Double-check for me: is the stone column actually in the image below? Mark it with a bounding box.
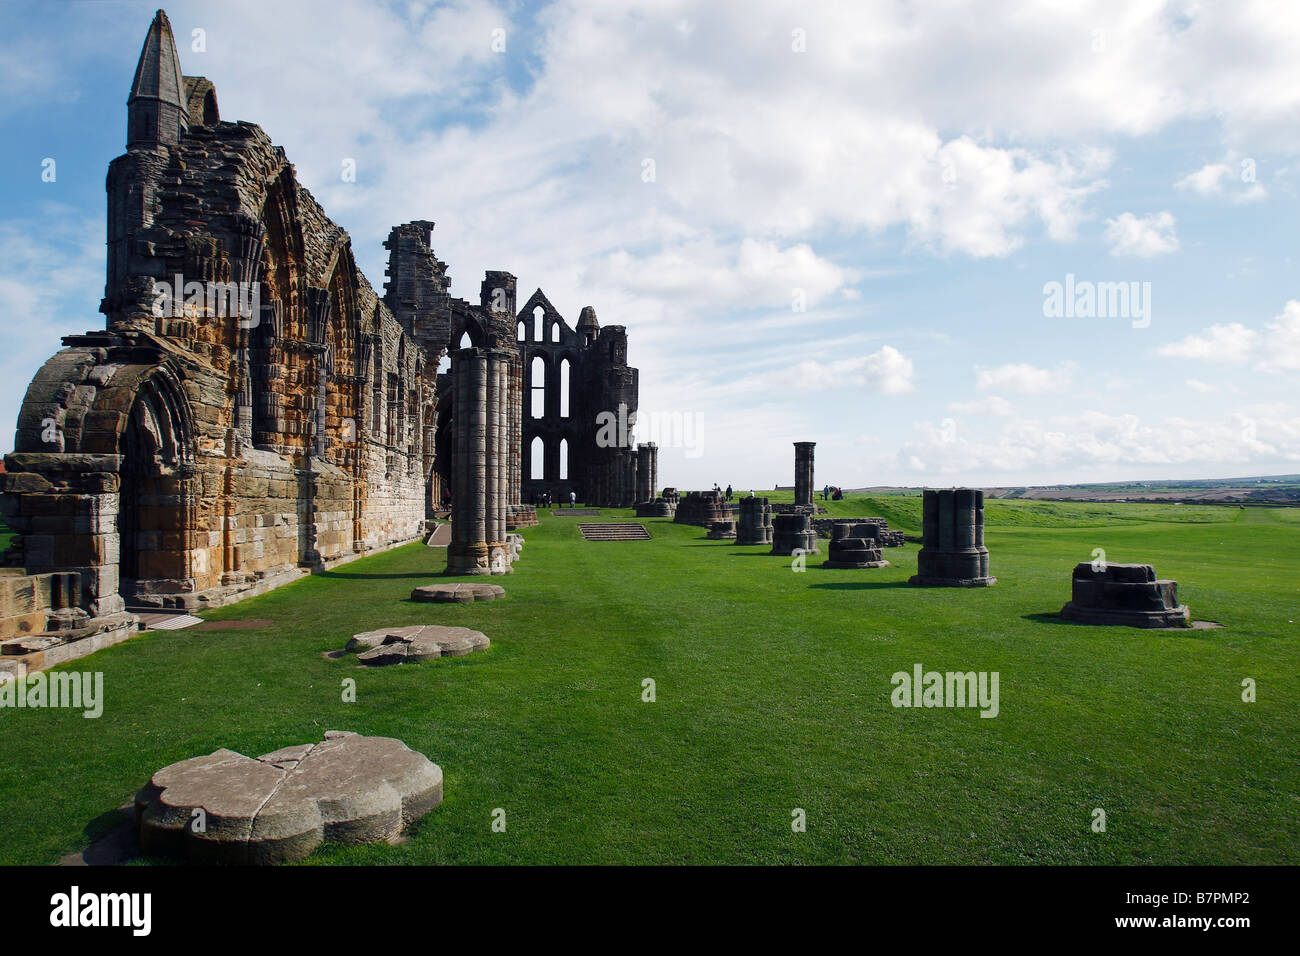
[304,288,332,460]
[770,512,818,556]
[908,488,995,587]
[508,353,523,506]
[736,496,773,545]
[635,443,654,503]
[448,348,514,576]
[647,442,658,501]
[446,349,489,575]
[486,348,511,572]
[794,441,815,508]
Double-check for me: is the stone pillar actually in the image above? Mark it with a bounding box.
[908,488,995,587]
[794,441,815,508]
[635,443,655,503]
[304,287,332,460]
[508,353,522,506]
[447,348,514,576]
[446,349,489,575]
[770,512,818,556]
[649,443,658,501]
[486,349,511,573]
[736,496,773,545]
[824,521,889,569]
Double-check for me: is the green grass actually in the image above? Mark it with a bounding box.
[1,500,1296,865]
[0,515,12,554]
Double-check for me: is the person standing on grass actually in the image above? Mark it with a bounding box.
[823,484,829,501]
[726,484,733,501]
[570,490,577,509]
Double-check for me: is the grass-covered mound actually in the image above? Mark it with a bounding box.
[1,498,1295,865]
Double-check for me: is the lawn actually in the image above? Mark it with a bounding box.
[1,497,1296,865]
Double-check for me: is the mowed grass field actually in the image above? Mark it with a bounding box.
[1,497,1296,865]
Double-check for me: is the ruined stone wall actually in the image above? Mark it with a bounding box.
[4,97,430,611]
[2,8,635,623]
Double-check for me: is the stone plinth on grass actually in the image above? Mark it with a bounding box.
[347,624,490,664]
[1060,562,1190,628]
[411,582,505,603]
[771,513,818,556]
[824,522,890,569]
[134,731,443,864]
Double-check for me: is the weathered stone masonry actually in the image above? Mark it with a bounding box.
[0,10,644,656]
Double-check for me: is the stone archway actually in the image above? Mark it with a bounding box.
[117,367,199,608]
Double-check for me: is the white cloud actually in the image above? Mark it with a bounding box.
[975,362,1076,394]
[0,207,106,447]
[1175,160,1267,202]
[1186,378,1219,393]
[787,345,915,394]
[1103,211,1180,257]
[1159,302,1300,371]
[1159,322,1258,363]
[586,238,854,309]
[898,406,1300,476]
[11,0,1300,485]
[950,395,1015,416]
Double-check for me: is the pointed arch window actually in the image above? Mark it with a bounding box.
[531,356,545,419]
[530,435,545,480]
[560,359,571,418]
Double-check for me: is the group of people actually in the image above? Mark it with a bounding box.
[713,483,734,501]
[823,485,844,501]
[532,489,579,508]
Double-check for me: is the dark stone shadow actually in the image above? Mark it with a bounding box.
[1022,612,1222,632]
[808,581,912,591]
[60,806,139,866]
[316,571,434,580]
[1022,612,1080,627]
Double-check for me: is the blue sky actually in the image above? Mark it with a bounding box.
[2,0,1298,490]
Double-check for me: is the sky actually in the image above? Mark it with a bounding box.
[2,0,1299,491]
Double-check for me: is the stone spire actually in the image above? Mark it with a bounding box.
[577,305,599,343]
[127,9,189,148]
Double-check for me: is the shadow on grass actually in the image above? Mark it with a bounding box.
[62,806,139,866]
[1021,612,1214,635]
[808,581,912,591]
[316,571,434,580]
[1022,612,1081,627]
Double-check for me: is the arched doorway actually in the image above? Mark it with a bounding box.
[117,368,198,607]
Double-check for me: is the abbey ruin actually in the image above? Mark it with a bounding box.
[0,11,648,659]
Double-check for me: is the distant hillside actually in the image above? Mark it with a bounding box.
[845,475,1300,506]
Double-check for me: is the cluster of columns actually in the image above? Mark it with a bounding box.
[908,488,995,587]
[635,442,658,503]
[588,447,637,507]
[736,496,773,545]
[446,347,515,575]
[507,354,523,507]
[794,441,815,508]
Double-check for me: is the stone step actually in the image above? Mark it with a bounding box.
[578,523,651,541]
[137,612,204,631]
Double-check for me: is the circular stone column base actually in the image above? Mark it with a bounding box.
[824,559,891,569]
[347,624,490,664]
[411,582,506,603]
[1060,602,1190,628]
[134,731,443,865]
